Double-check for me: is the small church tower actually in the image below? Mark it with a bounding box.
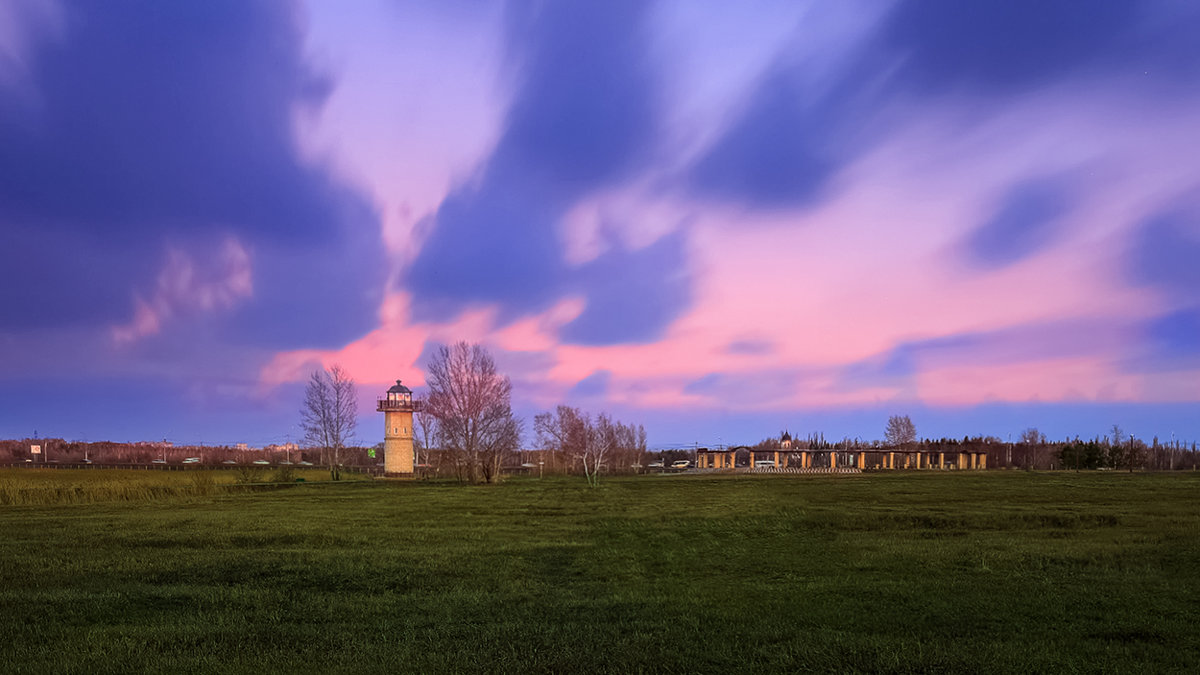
[377,380,416,476]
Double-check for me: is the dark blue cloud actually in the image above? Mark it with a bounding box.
[569,370,611,398]
[494,0,657,193]
[407,0,690,345]
[683,373,722,397]
[968,177,1073,267]
[687,0,1200,210]
[561,230,690,345]
[881,0,1141,92]
[688,68,847,208]
[0,0,384,348]
[1146,309,1200,359]
[1129,205,1200,369]
[839,344,919,391]
[406,181,567,322]
[1130,206,1200,303]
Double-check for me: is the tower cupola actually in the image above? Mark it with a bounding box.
[379,380,413,410]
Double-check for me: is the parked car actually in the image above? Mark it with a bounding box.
[151,459,167,464]
[252,460,270,465]
[297,461,314,466]
[182,457,201,464]
[754,460,777,467]
[647,461,664,468]
[670,460,691,469]
[222,459,238,465]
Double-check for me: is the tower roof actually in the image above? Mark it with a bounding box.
[387,379,412,394]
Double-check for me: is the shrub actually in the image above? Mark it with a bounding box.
[188,471,217,495]
[271,465,295,484]
[234,467,266,484]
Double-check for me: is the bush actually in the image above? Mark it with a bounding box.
[270,465,295,484]
[188,471,217,495]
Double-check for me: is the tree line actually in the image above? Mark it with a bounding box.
[747,419,1200,471]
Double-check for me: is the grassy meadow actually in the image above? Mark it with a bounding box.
[1,470,1197,673]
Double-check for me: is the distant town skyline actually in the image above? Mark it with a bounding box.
[2,1,1199,447]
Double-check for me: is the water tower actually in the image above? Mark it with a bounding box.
[377,380,416,476]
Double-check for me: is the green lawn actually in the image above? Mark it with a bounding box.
[1,471,1197,673]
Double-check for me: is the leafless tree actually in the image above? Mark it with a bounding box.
[300,364,358,481]
[633,424,647,473]
[885,415,917,447]
[413,394,438,471]
[1020,427,1045,445]
[1019,427,1046,469]
[535,405,590,476]
[535,406,645,486]
[1109,424,1125,447]
[424,342,522,483]
[584,413,621,487]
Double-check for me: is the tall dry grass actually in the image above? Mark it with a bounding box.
[0,468,345,505]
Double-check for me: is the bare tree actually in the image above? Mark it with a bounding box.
[1108,424,1125,469]
[535,405,590,476]
[584,413,621,487]
[424,342,521,484]
[1109,424,1124,446]
[300,364,358,481]
[634,424,647,473]
[535,406,645,487]
[1020,427,1045,445]
[885,415,917,447]
[413,394,438,472]
[1020,427,1046,469]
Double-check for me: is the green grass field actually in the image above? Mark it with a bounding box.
[1,470,1197,673]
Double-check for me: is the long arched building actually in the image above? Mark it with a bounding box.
[696,445,987,471]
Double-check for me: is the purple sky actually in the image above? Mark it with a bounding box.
[2,0,1199,448]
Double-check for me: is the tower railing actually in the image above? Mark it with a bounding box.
[376,399,418,412]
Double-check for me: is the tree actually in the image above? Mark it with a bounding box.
[424,342,522,484]
[1020,427,1045,445]
[535,406,647,486]
[300,364,358,481]
[535,405,590,480]
[413,394,438,472]
[633,424,647,472]
[1019,427,1046,469]
[1114,436,1146,473]
[885,415,917,447]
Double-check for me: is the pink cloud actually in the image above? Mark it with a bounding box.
[112,237,253,344]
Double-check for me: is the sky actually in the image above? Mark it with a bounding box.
[2,0,1199,448]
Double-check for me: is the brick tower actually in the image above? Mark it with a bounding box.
[377,380,416,476]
